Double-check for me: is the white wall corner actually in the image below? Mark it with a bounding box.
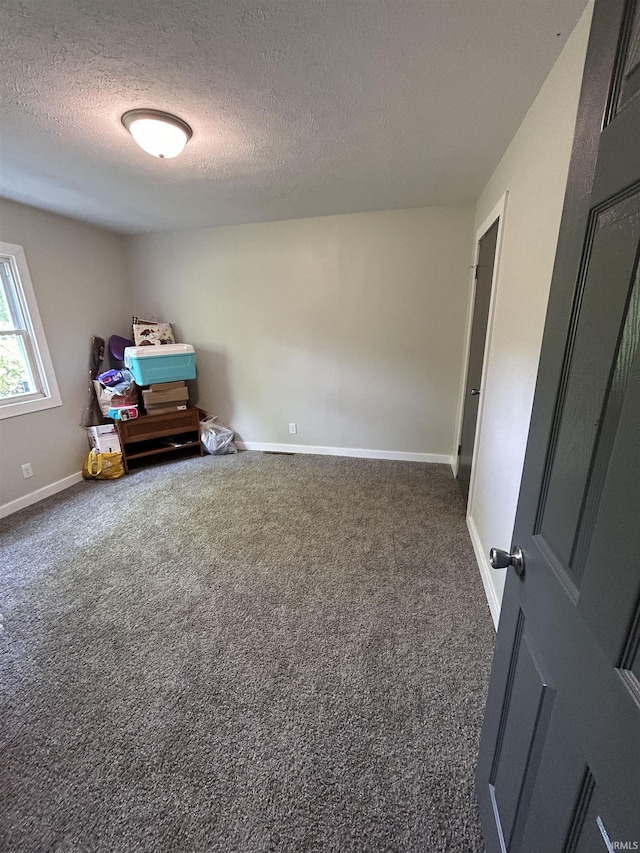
[0,471,83,519]
[466,512,502,630]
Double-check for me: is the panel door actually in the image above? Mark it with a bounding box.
[476,1,640,850]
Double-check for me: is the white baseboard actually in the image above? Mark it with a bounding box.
[467,512,501,631]
[235,441,452,465]
[0,471,83,519]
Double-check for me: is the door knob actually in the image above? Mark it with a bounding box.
[490,546,525,577]
[470,388,481,396]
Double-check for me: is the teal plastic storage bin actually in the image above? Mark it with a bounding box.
[124,344,196,385]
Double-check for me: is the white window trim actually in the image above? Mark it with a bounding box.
[0,241,62,419]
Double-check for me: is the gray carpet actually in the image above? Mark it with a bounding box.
[1,451,494,852]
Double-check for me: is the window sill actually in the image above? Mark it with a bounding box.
[0,391,63,420]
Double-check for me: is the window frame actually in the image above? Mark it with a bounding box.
[0,241,61,419]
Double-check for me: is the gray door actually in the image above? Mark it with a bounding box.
[457,220,498,503]
[476,1,640,850]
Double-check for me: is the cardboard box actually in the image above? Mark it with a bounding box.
[144,404,189,416]
[142,386,189,405]
[150,381,186,392]
[87,425,122,454]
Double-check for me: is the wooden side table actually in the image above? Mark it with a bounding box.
[116,407,203,473]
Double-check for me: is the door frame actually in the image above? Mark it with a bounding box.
[453,192,508,628]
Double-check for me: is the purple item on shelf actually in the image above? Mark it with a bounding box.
[109,335,134,369]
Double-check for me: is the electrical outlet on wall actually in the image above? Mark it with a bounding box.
[289,423,297,435]
[21,463,34,479]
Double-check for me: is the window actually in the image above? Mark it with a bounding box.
[0,242,61,419]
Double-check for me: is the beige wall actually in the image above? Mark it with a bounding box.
[0,199,131,512]
[466,2,594,623]
[127,207,474,458]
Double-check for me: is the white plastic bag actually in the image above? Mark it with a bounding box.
[199,416,237,455]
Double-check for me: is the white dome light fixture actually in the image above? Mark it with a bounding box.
[121,109,193,159]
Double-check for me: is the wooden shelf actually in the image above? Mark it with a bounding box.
[116,408,203,473]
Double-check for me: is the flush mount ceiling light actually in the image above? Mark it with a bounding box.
[121,109,192,159]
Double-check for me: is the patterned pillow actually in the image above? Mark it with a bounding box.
[132,318,175,347]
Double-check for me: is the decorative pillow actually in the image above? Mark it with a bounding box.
[132,317,175,347]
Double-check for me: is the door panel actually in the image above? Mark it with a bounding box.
[537,186,640,588]
[489,622,554,851]
[517,701,588,852]
[615,0,640,113]
[476,1,640,850]
[457,220,498,503]
[578,263,640,662]
[570,779,619,853]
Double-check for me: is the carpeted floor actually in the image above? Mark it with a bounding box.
[1,451,494,852]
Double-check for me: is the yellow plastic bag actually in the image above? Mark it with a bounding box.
[82,449,125,480]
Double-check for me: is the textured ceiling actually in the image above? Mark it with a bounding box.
[0,0,588,234]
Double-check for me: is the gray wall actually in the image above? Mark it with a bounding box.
[0,199,131,512]
[465,1,594,624]
[126,206,474,458]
